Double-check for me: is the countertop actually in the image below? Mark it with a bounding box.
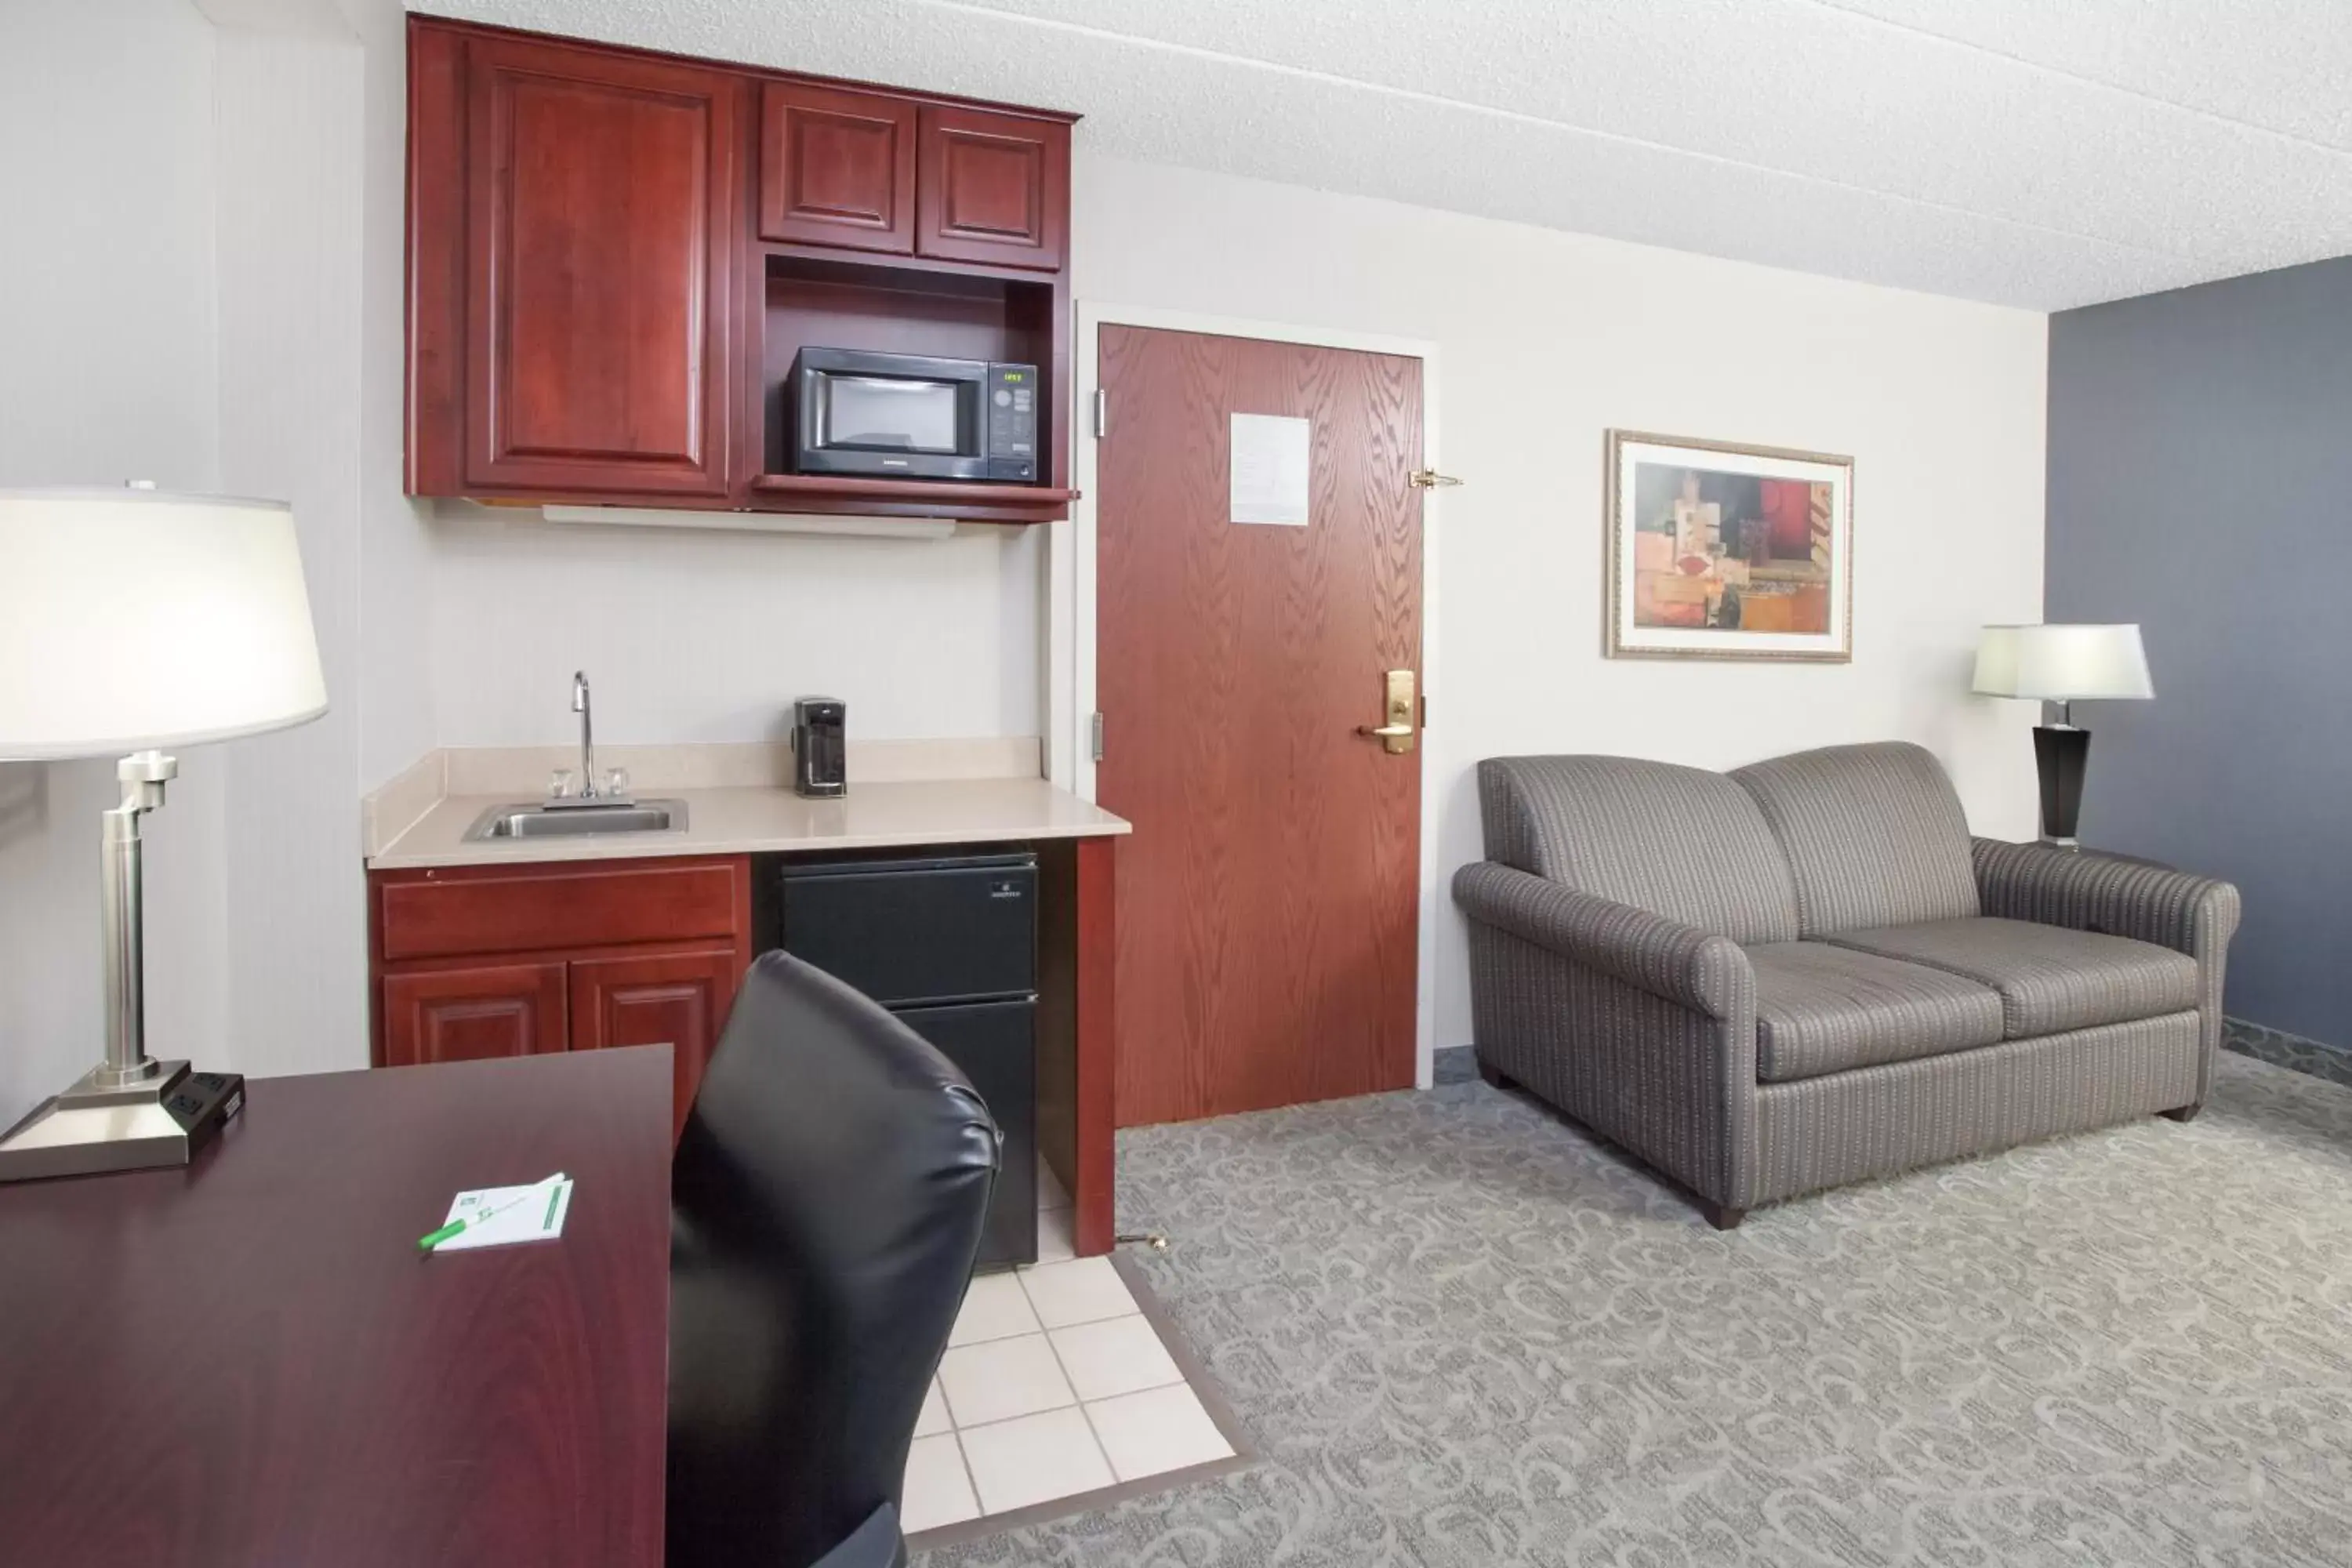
[368,775,1131,869]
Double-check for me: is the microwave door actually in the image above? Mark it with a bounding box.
[788,347,995,482]
[822,376,962,454]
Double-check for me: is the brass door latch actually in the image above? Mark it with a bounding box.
[1356,669,1417,754]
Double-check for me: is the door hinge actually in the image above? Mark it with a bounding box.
[1093,389,1109,439]
[1089,711,1105,762]
[1407,467,1462,488]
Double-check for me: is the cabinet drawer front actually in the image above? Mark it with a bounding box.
[779,859,1036,1005]
[380,862,744,962]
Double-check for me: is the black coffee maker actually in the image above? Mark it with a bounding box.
[789,698,847,798]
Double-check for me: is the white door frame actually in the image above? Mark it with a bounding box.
[1046,302,1446,1089]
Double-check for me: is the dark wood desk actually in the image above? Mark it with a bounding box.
[0,1047,673,1568]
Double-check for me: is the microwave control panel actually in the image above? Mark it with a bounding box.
[985,363,1039,482]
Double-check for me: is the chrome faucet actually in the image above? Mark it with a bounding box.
[556,672,632,805]
[572,671,600,800]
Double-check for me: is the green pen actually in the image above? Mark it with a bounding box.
[417,1172,568,1254]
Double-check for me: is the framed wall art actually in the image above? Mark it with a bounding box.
[1605,430,1853,662]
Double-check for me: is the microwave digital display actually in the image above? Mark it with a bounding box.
[789,348,1039,484]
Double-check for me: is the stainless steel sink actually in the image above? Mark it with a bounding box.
[463,800,689,843]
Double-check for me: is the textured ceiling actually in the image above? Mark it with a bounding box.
[413,0,2352,310]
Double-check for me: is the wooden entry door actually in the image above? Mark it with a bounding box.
[1096,325,1425,1127]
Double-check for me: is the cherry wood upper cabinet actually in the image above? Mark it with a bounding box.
[412,26,738,496]
[759,82,916,252]
[408,17,1076,520]
[916,107,1069,271]
[464,38,736,492]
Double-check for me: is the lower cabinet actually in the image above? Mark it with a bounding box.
[370,855,753,1138]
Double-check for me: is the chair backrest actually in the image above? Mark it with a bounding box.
[1730,740,1980,936]
[1476,754,1802,944]
[668,951,998,1568]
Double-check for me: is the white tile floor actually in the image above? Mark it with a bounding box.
[899,1162,1236,1534]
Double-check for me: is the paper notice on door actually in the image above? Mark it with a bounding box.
[1230,413,1310,526]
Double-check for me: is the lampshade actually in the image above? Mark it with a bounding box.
[1973,623,2154,702]
[0,488,328,760]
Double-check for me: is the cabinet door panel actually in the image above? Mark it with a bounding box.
[464,37,735,493]
[382,962,568,1066]
[916,107,1067,270]
[570,947,742,1134]
[759,82,915,252]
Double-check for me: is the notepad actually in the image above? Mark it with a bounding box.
[434,1177,575,1251]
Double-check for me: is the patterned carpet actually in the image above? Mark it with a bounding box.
[2229,1017,2352,1093]
[916,1051,2352,1567]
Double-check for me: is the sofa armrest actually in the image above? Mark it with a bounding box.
[1969,838,2241,960]
[1451,862,1753,1022]
[1973,836,2238,1109]
[1454,860,1759,1208]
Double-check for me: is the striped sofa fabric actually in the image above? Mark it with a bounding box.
[1454,742,2241,1226]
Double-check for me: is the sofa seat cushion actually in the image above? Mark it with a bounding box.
[1819,917,2199,1039]
[1748,942,2006,1083]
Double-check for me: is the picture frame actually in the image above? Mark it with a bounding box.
[1605,430,1853,662]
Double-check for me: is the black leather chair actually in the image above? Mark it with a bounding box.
[669,951,1000,1568]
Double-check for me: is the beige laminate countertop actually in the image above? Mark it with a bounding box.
[367,776,1131,870]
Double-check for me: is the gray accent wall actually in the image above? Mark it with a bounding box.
[2045,255,2352,1050]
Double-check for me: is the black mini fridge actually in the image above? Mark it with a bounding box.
[778,851,1037,1265]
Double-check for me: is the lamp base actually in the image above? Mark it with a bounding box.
[2032,723,2092,850]
[0,1060,244,1183]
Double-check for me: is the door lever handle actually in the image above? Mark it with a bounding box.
[1358,670,1418,754]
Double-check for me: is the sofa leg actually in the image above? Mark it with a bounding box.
[1697,1200,1746,1232]
[1474,1057,1517,1091]
[2159,1102,2203,1123]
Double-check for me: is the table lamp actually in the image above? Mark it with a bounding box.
[1973,622,2152,851]
[0,485,326,1181]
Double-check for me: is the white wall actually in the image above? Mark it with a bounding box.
[213,25,374,1079]
[1068,153,2049,1054]
[339,0,440,792]
[0,0,416,1127]
[0,0,227,1126]
[427,508,1043,746]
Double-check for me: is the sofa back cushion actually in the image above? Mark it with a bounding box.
[1730,741,1980,936]
[1476,755,1801,944]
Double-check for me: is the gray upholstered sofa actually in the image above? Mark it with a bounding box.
[1454,741,2241,1229]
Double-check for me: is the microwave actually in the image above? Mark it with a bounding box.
[787,347,1038,483]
